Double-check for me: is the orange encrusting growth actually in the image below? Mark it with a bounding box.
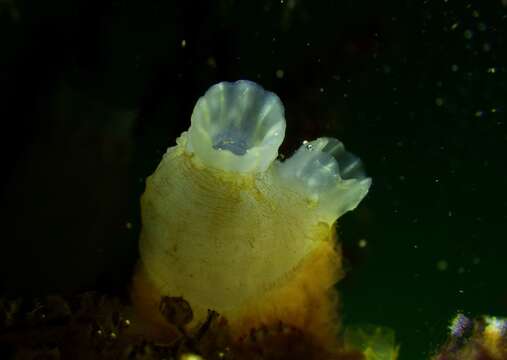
[131,263,181,341]
[232,227,344,350]
[131,226,345,352]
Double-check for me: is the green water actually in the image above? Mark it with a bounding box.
[1,1,506,358]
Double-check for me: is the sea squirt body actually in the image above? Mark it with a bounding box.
[133,80,371,347]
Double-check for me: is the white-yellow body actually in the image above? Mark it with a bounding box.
[132,80,371,348]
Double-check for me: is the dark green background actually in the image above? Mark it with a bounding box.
[1,1,506,359]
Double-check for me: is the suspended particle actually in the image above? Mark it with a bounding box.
[207,57,217,68]
[437,260,448,271]
[180,354,203,360]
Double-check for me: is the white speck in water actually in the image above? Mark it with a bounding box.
[437,260,448,271]
[358,239,368,248]
[181,39,187,48]
[275,69,284,79]
[207,57,217,68]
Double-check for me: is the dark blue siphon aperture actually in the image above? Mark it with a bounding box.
[212,129,249,156]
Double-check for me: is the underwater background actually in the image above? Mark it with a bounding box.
[0,0,506,359]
